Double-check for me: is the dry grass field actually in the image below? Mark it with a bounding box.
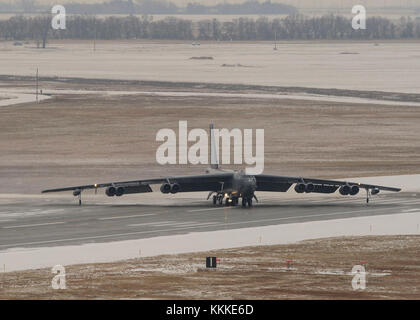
[1,78,420,194]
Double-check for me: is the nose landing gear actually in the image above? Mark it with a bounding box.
[212,194,224,205]
[225,197,238,206]
[212,194,239,206]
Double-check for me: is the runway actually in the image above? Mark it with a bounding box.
[1,192,419,251]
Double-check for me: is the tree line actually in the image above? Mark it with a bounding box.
[1,14,420,43]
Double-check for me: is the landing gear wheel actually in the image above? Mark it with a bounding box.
[247,198,253,207]
[225,198,231,206]
[242,198,247,207]
[213,195,217,205]
[218,195,223,205]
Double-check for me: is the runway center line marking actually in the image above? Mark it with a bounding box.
[128,221,219,228]
[0,205,414,248]
[151,221,195,226]
[128,220,220,228]
[127,221,177,227]
[2,221,65,229]
[386,199,420,205]
[259,199,420,207]
[402,208,420,212]
[188,207,235,213]
[172,222,219,227]
[98,213,157,221]
[278,198,417,204]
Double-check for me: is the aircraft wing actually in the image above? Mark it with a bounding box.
[42,172,234,194]
[255,174,401,193]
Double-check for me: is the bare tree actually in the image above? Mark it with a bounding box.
[34,13,51,49]
[1,14,420,42]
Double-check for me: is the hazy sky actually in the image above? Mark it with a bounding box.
[173,0,417,8]
[6,0,418,9]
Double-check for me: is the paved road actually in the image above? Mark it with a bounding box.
[0,192,419,250]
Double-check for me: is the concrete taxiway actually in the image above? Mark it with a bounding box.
[1,192,419,251]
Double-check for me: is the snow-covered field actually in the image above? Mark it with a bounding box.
[2,40,420,93]
[2,88,420,108]
[0,91,50,107]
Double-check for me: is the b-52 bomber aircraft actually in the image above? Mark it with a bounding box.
[42,125,401,207]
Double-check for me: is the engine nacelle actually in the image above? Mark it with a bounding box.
[349,185,360,196]
[73,189,81,196]
[305,183,315,193]
[339,185,351,196]
[105,186,116,197]
[295,183,306,193]
[160,183,171,194]
[371,188,380,195]
[170,183,181,194]
[295,183,314,193]
[115,186,125,197]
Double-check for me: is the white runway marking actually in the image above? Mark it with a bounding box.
[172,222,219,228]
[270,198,420,206]
[157,221,196,226]
[402,208,420,213]
[368,199,420,206]
[188,207,234,213]
[128,221,218,228]
[127,221,176,227]
[2,221,65,229]
[0,205,409,248]
[98,213,157,221]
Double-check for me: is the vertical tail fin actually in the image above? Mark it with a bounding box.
[210,124,219,169]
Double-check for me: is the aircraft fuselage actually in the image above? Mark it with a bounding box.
[231,171,257,199]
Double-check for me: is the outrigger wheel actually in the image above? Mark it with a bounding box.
[366,188,370,204]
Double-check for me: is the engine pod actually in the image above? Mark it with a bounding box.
[170,183,181,194]
[160,183,171,194]
[339,185,351,195]
[294,183,306,193]
[305,183,315,193]
[371,188,380,195]
[105,186,116,197]
[115,186,125,197]
[350,185,360,195]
